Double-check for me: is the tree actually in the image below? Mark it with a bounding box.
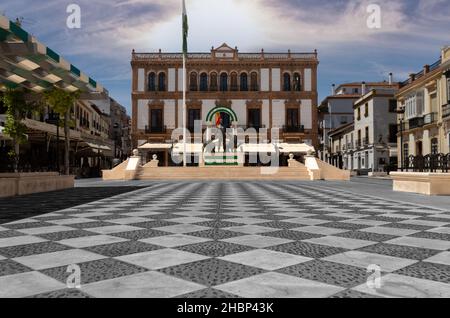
[44,88,79,175]
[2,89,37,172]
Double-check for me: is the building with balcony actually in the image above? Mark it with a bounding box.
[131,43,319,166]
[318,79,399,162]
[326,86,400,174]
[396,46,450,169]
[351,88,399,174]
[0,15,131,177]
[328,122,354,170]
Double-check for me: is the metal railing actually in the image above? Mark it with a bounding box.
[246,124,266,131]
[283,125,305,133]
[132,52,318,61]
[400,59,442,87]
[363,137,369,146]
[423,112,438,125]
[145,125,167,134]
[404,154,450,172]
[443,104,450,119]
[409,117,424,129]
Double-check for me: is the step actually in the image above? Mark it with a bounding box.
[137,167,311,180]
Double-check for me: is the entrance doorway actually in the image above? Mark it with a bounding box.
[219,112,231,129]
[416,141,423,156]
[248,108,261,129]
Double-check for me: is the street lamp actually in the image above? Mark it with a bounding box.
[113,123,119,159]
[397,108,405,172]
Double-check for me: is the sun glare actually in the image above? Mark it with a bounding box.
[144,0,268,52]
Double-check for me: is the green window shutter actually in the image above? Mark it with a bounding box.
[9,21,29,42]
[46,47,60,63]
[89,78,97,88]
[70,65,81,77]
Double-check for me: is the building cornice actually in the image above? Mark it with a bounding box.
[328,122,354,137]
[396,64,443,98]
[354,90,395,107]
[131,91,317,100]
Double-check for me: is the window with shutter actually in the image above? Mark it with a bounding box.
[447,78,450,103]
[416,90,424,116]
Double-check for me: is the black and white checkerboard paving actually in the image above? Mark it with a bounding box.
[0,181,449,298]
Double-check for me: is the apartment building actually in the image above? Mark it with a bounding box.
[319,79,398,162]
[131,43,319,166]
[396,46,450,168]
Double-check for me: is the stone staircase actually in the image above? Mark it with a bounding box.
[137,166,311,181]
[102,153,350,182]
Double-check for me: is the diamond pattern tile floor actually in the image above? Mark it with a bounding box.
[0,181,449,298]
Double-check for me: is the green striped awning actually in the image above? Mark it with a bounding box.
[0,14,106,95]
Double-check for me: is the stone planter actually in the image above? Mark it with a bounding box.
[391,172,450,196]
[0,172,74,198]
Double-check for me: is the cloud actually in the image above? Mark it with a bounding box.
[1,0,449,110]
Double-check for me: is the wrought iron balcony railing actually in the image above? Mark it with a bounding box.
[145,125,167,134]
[283,125,305,133]
[363,137,370,146]
[442,104,450,119]
[404,153,450,173]
[423,112,438,125]
[409,117,424,129]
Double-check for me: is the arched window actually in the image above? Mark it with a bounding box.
[283,73,291,91]
[210,73,218,91]
[220,73,228,92]
[200,73,208,91]
[148,73,156,91]
[189,72,198,91]
[250,72,258,91]
[230,72,238,91]
[240,73,248,91]
[158,72,166,91]
[293,72,301,91]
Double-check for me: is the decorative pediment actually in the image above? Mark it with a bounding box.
[215,43,235,51]
[246,99,263,108]
[285,99,301,107]
[148,100,164,107]
[212,43,237,59]
[215,99,232,108]
[186,99,202,108]
[425,80,437,91]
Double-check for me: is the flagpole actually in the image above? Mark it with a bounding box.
[181,0,188,167]
[183,54,187,167]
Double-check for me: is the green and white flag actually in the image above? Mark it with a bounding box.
[182,0,188,57]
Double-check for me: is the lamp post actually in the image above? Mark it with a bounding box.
[113,123,119,159]
[400,118,404,172]
[397,107,405,172]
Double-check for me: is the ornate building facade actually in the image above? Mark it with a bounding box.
[131,43,319,165]
[396,46,450,169]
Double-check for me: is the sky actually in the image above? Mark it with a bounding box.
[1,0,449,113]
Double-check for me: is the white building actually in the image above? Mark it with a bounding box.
[319,79,398,162]
[131,44,319,166]
[328,87,400,175]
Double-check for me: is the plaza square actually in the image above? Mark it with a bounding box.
[0,0,450,301]
[0,178,449,298]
